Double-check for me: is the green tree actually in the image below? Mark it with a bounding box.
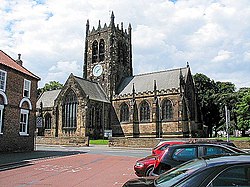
[193,74,237,137]
[213,82,237,134]
[235,89,250,136]
[193,73,218,137]
[38,81,63,97]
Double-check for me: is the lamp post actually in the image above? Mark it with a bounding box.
[225,105,230,142]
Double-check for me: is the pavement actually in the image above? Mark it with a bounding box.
[0,148,85,171]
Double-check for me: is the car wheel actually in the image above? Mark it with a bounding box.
[145,166,154,176]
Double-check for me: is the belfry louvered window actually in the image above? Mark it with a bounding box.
[99,39,105,61]
[92,40,98,63]
[120,102,129,122]
[62,90,78,129]
[162,99,173,120]
[140,101,150,122]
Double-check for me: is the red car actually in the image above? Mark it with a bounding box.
[134,140,186,177]
[152,140,187,155]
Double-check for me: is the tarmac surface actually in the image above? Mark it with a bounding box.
[0,145,151,187]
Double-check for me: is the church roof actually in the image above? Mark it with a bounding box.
[36,89,61,109]
[117,67,188,95]
[74,76,110,103]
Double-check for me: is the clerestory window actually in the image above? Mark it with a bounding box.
[162,99,173,120]
[120,102,129,122]
[140,101,150,122]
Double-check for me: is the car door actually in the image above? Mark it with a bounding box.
[201,145,232,157]
[207,164,250,187]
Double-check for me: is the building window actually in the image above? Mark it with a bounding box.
[23,79,31,98]
[62,90,78,129]
[0,105,4,134]
[89,106,95,128]
[120,102,129,122]
[0,70,7,92]
[92,40,98,63]
[99,39,105,61]
[140,100,150,122]
[44,113,52,129]
[95,108,102,128]
[19,109,29,135]
[162,99,173,120]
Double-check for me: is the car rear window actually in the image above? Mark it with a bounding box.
[172,147,197,161]
[155,158,206,186]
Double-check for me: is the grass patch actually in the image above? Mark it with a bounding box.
[89,139,109,145]
[217,137,250,141]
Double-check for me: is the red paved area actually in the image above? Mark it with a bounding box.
[0,153,138,187]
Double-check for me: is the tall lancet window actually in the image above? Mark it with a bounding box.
[140,100,150,122]
[120,102,129,122]
[162,99,173,120]
[99,39,105,61]
[92,40,98,63]
[62,90,78,129]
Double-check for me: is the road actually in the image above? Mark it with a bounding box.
[36,144,152,158]
[0,145,151,187]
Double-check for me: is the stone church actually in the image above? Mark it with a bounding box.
[37,12,202,142]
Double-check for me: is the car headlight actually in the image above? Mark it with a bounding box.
[135,162,144,167]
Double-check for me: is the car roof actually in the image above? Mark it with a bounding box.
[203,154,250,166]
[168,143,231,147]
[167,143,243,151]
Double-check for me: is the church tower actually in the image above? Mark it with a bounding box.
[83,12,133,100]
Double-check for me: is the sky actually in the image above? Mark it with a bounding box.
[1,0,250,89]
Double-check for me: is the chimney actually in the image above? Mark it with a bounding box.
[16,53,23,66]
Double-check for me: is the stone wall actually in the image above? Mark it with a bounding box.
[109,137,250,149]
[36,136,89,146]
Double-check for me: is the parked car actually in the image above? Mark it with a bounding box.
[152,143,247,175]
[152,140,187,155]
[123,154,250,187]
[134,141,187,177]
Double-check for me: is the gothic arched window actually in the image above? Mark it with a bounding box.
[62,90,78,129]
[120,102,129,122]
[140,100,150,122]
[162,99,173,120]
[89,106,95,128]
[44,113,52,129]
[99,39,105,61]
[92,40,98,63]
[95,107,102,128]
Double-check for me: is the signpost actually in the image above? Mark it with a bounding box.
[104,130,112,139]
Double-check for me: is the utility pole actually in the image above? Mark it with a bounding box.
[225,105,230,142]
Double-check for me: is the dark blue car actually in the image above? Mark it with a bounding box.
[123,154,250,187]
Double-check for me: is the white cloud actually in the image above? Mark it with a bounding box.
[1,0,250,89]
[212,50,232,62]
[43,60,82,85]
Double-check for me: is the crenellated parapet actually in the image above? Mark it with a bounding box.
[113,87,181,100]
[86,11,131,39]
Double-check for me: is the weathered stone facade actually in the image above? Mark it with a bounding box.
[36,12,202,142]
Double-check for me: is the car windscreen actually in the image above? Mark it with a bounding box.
[154,158,206,187]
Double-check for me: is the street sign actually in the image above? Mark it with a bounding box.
[36,117,43,128]
[104,130,112,138]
